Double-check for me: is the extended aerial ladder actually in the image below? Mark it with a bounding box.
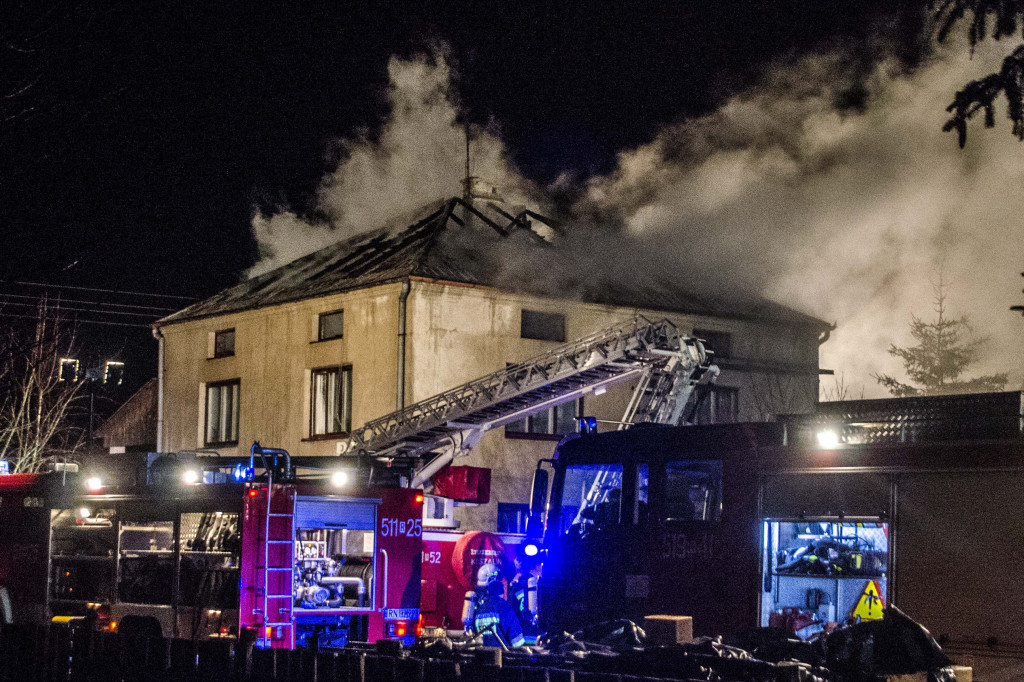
[338,316,719,488]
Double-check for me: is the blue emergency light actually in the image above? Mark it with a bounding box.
[231,464,255,482]
[0,460,9,475]
[577,416,598,434]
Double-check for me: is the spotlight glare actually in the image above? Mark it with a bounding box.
[78,507,91,519]
[331,471,349,487]
[182,469,200,485]
[85,476,103,492]
[816,429,840,448]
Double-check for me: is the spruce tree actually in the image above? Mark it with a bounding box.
[874,278,1008,396]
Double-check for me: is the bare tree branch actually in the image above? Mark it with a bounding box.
[0,298,85,472]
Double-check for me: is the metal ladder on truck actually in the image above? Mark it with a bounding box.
[575,326,722,522]
[337,315,719,487]
[256,485,296,649]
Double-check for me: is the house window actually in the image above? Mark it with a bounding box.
[692,386,739,425]
[205,380,240,445]
[213,329,235,358]
[59,358,80,382]
[497,503,530,534]
[506,399,580,439]
[318,310,344,341]
[693,329,731,359]
[103,361,125,386]
[521,310,565,342]
[310,366,352,436]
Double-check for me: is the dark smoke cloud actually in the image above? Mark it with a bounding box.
[250,40,1024,398]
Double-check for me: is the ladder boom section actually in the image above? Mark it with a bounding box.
[339,316,713,461]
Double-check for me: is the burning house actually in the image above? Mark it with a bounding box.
[152,196,831,530]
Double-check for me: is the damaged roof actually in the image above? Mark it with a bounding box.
[157,197,830,331]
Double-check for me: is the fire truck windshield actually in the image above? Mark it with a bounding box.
[559,463,623,536]
[664,461,722,524]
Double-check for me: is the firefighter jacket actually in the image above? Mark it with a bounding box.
[472,583,525,648]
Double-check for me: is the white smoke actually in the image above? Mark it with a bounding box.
[250,40,1024,398]
[249,49,544,276]
[582,39,1024,397]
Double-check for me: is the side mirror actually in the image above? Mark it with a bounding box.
[529,467,549,518]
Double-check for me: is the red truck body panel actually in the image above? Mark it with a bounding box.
[420,528,521,631]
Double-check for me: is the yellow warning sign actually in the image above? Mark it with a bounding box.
[850,580,885,621]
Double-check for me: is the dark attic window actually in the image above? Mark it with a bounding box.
[214,329,235,358]
[521,310,565,342]
[693,329,731,359]
[318,310,344,341]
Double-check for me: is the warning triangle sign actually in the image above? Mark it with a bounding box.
[850,580,885,621]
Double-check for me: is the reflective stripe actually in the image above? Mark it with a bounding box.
[475,615,501,629]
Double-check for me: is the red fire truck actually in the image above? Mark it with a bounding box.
[0,444,422,650]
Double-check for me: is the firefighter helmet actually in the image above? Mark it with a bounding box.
[476,562,501,587]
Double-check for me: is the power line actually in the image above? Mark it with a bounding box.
[0,312,152,329]
[9,281,198,301]
[0,292,179,312]
[0,300,165,318]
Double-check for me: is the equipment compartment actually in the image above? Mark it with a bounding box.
[179,511,241,611]
[760,520,889,639]
[292,498,377,612]
[50,508,117,604]
[117,519,174,605]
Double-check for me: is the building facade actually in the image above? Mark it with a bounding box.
[154,198,830,530]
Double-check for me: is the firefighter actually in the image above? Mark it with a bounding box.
[509,550,541,640]
[462,562,525,649]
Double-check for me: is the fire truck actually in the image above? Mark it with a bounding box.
[527,391,1024,677]
[333,316,719,634]
[0,444,422,650]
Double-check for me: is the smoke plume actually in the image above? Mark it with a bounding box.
[250,40,1024,398]
[249,50,544,275]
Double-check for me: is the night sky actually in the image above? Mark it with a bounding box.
[8,2,1023,397]
[3,2,924,294]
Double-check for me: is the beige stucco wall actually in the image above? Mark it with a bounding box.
[158,278,820,530]
[159,283,402,456]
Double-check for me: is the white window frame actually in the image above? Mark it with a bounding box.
[309,366,352,437]
[204,379,240,446]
